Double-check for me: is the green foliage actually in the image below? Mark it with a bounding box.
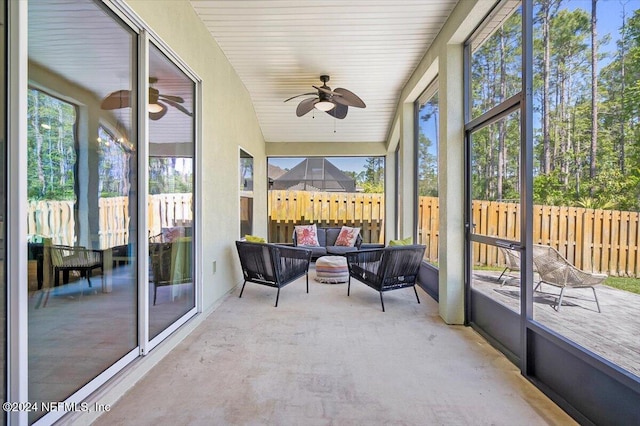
[473,2,640,212]
[604,276,640,295]
[149,157,193,194]
[360,181,384,194]
[27,89,77,201]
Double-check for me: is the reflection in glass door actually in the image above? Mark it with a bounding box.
[0,0,6,416]
[27,1,138,422]
[148,43,196,340]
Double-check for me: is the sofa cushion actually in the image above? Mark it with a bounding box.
[325,228,341,246]
[335,226,360,247]
[307,246,328,258]
[294,224,320,246]
[326,246,358,256]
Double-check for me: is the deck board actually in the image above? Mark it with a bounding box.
[472,272,640,378]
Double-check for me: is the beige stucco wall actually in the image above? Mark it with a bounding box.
[390,0,495,324]
[125,0,266,310]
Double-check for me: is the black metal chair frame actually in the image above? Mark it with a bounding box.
[235,241,312,307]
[345,245,426,312]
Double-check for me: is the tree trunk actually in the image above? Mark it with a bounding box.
[542,0,552,174]
[590,0,598,195]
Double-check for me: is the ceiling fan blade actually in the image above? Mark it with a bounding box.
[333,88,366,108]
[284,92,316,103]
[149,102,167,120]
[313,85,336,96]
[325,103,348,119]
[162,98,193,116]
[101,90,131,110]
[159,94,185,103]
[296,98,318,117]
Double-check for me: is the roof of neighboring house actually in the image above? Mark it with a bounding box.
[270,157,356,192]
[268,164,287,181]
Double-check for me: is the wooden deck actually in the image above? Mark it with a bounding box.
[471,271,640,378]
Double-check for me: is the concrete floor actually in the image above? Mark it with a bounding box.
[90,272,576,426]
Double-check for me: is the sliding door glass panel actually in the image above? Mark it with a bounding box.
[416,87,439,264]
[148,43,195,340]
[27,0,138,421]
[469,110,521,313]
[0,0,6,415]
[470,3,522,119]
[240,149,253,238]
[531,0,640,379]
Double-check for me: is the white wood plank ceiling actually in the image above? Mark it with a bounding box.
[190,0,459,144]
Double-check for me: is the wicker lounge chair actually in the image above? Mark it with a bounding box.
[497,244,547,286]
[235,241,312,307]
[345,245,426,312]
[49,245,103,288]
[532,244,607,312]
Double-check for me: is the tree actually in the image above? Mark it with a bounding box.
[590,0,599,195]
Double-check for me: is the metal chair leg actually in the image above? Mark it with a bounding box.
[592,287,601,313]
[380,291,385,312]
[555,287,566,311]
[347,277,351,296]
[498,267,508,286]
[306,272,309,293]
[414,286,420,304]
[275,287,280,307]
[239,280,247,298]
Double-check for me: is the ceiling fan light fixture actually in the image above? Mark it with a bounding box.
[315,100,335,112]
[148,102,164,113]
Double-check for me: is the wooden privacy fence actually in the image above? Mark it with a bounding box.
[466,201,640,278]
[268,190,385,244]
[27,193,193,249]
[27,200,76,246]
[27,192,640,277]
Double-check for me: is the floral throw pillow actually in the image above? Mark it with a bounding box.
[335,226,360,247]
[295,224,319,247]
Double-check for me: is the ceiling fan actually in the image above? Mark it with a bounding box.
[100,77,192,120]
[284,75,366,119]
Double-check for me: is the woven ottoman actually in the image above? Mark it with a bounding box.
[315,255,349,284]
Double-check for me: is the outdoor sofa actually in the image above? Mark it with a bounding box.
[292,226,367,260]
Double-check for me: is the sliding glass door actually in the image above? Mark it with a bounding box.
[27,0,138,422]
[147,42,196,340]
[0,1,6,421]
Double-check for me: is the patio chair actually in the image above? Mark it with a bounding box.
[150,238,192,305]
[49,245,103,288]
[345,245,426,312]
[497,244,548,286]
[235,240,312,307]
[532,244,607,312]
[497,246,521,285]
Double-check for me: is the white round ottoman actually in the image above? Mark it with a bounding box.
[315,255,349,284]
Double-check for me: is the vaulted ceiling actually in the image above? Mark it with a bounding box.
[190,0,459,144]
